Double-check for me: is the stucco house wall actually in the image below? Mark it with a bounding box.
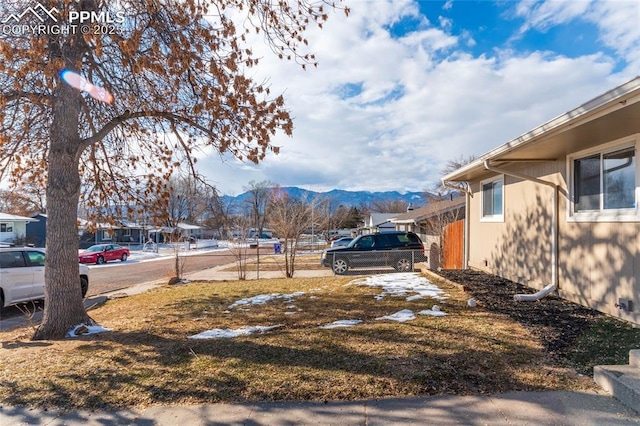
[445,77,640,325]
[467,153,640,325]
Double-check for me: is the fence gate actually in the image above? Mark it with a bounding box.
[443,219,464,269]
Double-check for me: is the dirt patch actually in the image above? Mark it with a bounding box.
[438,269,602,361]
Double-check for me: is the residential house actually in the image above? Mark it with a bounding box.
[391,197,466,270]
[26,213,47,247]
[148,222,204,243]
[0,213,37,246]
[78,219,146,248]
[442,76,640,325]
[361,213,400,234]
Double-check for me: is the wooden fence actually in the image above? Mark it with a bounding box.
[443,219,464,269]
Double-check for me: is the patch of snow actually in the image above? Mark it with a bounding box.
[418,309,447,317]
[188,325,282,339]
[67,323,112,338]
[376,309,416,322]
[351,273,448,301]
[228,291,305,309]
[320,319,363,329]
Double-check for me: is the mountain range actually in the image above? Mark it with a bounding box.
[220,187,428,209]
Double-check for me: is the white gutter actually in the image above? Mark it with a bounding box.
[483,160,559,301]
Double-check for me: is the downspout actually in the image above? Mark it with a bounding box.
[442,181,471,269]
[483,160,559,301]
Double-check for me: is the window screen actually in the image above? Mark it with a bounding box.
[574,147,636,212]
[603,147,636,209]
[482,179,503,217]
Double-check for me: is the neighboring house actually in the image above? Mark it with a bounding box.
[442,76,640,325]
[148,222,204,243]
[78,219,146,248]
[361,213,400,234]
[0,213,37,245]
[26,213,47,247]
[175,222,204,240]
[391,197,466,270]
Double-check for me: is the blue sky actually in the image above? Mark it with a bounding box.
[199,0,639,195]
[417,1,612,64]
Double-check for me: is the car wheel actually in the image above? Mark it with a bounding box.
[395,257,412,272]
[121,253,128,261]
[80,276,89,298]
[96,256,105,265]
[333,257,349,275]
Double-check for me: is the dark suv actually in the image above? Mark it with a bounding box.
[320,231,426,275]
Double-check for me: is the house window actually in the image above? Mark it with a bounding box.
[481,176,504,221]
[569,138,638,221]
[0,222,14,233]
[570,141,637,220]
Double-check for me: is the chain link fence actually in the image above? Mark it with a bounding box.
[321,249,427,275]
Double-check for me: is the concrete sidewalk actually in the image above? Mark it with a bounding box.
[1,390,638,425]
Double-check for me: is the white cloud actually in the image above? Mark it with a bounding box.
[515,0,591,32]
[198,0,638,195]
[586,0,640,68]
[515,0,640,69]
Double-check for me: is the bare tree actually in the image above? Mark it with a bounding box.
[431,154,477,195]
[202,194,235,240]
[156,174,213,239]
[369,198,410,213]
[0,188,46,216]
[244,180,273,240]
[267,188,314,278]
[0,0,349,340]
[313,200,356,240]
[244,180,274,278]
[228,214,253,280]
[423,198,464,269]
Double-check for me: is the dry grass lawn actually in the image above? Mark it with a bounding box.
[0,274,596,410]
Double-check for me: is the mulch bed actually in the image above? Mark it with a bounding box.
[437,269,602,360]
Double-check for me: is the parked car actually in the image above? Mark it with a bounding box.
[320,231,426,275]
[331,237,354,248]
[0,247,89,308]
[78,244,130,264]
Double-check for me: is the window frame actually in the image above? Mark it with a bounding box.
[567,135,640,222]
[480,175,505,223]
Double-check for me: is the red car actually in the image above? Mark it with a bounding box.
[79,244,130,265]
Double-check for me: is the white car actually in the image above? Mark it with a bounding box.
[0,247,89,308]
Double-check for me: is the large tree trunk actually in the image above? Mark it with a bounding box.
[33,80,93,340]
